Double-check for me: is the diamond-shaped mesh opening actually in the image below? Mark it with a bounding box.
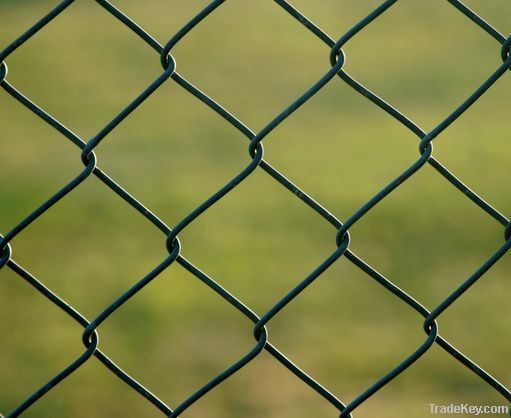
[325,0,509,126]
[0,268,86,414]
[8,176,168,316]
[163,0,336,128]
[0,102,78,234]
[92,83,250,224]
[344,164,504,300]
[1,1,162,136]
[263,89,419,216]
[91,265,259,414]
[430,79,511,210]
[267,260,427,397]
[175,169,336,311]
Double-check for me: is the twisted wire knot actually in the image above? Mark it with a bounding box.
[501,35,511,66]
[0,236,11,270]
[0,61,7,83]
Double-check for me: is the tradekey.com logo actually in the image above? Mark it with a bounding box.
[429,403,510,416]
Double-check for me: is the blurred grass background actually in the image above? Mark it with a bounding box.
[1,1,510,417]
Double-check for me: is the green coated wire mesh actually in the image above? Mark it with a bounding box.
[0,1,510,417]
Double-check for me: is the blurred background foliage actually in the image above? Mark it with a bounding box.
[0,1,510,417]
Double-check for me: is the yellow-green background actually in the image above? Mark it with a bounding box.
[1,1,510,417]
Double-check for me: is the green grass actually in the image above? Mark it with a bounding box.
[1,1,510,417]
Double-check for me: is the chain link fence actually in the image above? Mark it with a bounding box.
[1,1,510,417]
